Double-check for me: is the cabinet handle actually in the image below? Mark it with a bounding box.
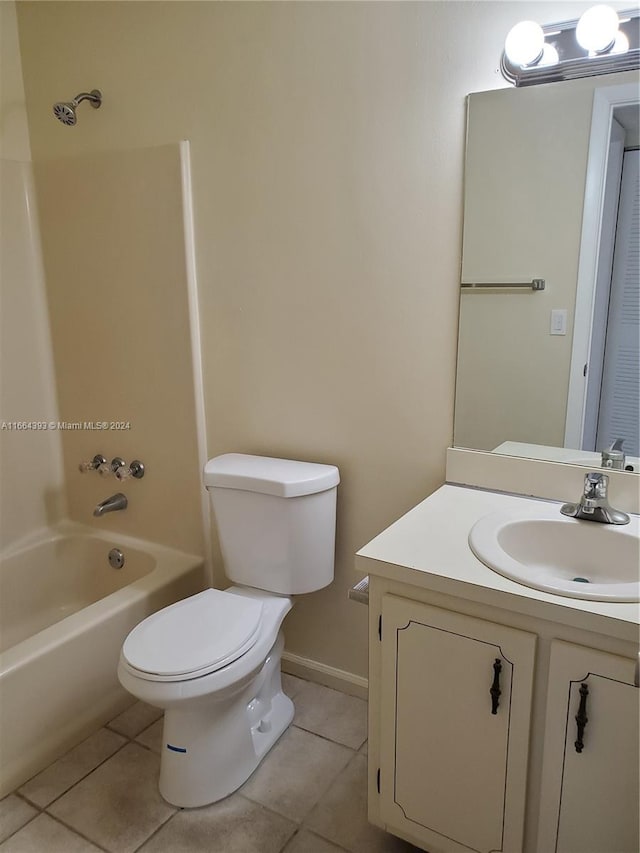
[574,682,589,753]
[490,658,502,714]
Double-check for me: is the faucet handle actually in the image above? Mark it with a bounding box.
[99,457,126,477]
[602,438,625,469]
[114,460,145,481]
[79,454,107,473]
[584,471,608,499]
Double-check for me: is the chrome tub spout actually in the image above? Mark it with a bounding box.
[94,493,128,517]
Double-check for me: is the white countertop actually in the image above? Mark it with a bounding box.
[492,441,639,472]
[356,484,640,641]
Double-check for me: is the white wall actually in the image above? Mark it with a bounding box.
[15,1,601,678]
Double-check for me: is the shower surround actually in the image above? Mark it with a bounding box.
[0,140,208,792]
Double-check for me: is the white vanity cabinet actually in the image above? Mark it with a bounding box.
[367,580,640,853]
[537,641,639,853]
[360,484,640,853]
[378,595,536,853]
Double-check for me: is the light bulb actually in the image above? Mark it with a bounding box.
[504,20,545,66]
[539,43,560,67]
[576,5,619,53]
[611,31,629,54]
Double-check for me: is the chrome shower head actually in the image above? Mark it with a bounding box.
[52,90,102,126]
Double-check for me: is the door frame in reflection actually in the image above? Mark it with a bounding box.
[565,82,639,450]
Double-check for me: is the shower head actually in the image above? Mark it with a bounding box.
[52,90,102,126]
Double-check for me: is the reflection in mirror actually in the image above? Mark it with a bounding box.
[454,70,639,473]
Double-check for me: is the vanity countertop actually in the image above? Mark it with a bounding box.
[356,484,640,642]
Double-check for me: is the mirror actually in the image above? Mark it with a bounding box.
[454,69,639,472]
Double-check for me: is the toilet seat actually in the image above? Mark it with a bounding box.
[121,589,264,682]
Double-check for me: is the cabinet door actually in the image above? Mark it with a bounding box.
[537,641,639,853]
[379,595,536,853]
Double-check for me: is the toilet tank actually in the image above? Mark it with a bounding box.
[203,454,340,595]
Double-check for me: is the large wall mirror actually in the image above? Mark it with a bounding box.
[454,69,639,473]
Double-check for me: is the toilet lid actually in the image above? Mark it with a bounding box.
[122,588,264,680]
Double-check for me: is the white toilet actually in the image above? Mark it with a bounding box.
[117,453,340,808]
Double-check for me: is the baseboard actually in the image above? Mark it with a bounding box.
[281,651,368,701]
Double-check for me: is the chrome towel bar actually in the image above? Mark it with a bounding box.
[461,278,545,291]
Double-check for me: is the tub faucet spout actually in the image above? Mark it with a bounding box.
[94,493,128,517]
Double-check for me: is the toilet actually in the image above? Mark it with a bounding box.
[117,453,340,808]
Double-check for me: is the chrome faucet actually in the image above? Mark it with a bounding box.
[560,472,630,525]
[94,493,128,517]
[601,438,625,470]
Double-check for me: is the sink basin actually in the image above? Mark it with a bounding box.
[469,508,640,602]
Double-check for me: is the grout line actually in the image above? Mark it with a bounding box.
[131,808,179,853]
[290,722,366,752]
[15,732,128,809]
[297,748,364,831]
[32,738,130,812]
[235,790,301,826]
[239,748,356,829]
[279,826,354,853]
[31,811,113,853]
[0,798,40,847]
[6,708,368,852]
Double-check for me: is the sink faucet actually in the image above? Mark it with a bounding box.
[94,493,128,517]
[601,438,625,470]
[560,472,630,525]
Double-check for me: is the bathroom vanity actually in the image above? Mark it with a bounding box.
[357,482,639,853]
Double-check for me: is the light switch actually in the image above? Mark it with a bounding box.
[550,309,567,336]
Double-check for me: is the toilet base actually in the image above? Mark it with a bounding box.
[158,632,293,808]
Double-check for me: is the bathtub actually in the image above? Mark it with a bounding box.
[0,522,206,796]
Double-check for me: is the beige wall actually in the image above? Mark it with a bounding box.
[33,145,205,555]
[0,2,66,550]
[455,71,637,452]
[15,1,596,678]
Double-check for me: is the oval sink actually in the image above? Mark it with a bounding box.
[469,508,640,602]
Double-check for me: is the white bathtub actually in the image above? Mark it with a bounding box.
[0,522,206,796]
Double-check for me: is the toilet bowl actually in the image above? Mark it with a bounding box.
[118,586,293,807]
[117,454,339,808]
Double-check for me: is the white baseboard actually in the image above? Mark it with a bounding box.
[281,651,368,701]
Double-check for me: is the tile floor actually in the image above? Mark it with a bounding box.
[0,675,420,853]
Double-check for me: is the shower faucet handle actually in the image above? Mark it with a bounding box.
[115,460,145,481]
[97,457,126,477]
[78,454,107,473]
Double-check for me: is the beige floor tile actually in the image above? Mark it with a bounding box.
[0,796,37,845]
[0,813,102,852]
[107,700,163,739]
[283,828,348,853]
[359,740,368,756]
[18,728,126,808]
[138,793,295,853]
[281,673,307,699]
[47,743,175,853]
[293,682,368,749]
[241,726,353,823]
[306,754,420,853]
[135,718,164,754]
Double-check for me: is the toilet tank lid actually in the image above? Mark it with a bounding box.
[204,453,340,497]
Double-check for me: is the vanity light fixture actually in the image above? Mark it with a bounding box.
[501,5,639,86]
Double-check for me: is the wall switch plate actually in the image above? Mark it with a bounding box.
[550,309,568,336]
